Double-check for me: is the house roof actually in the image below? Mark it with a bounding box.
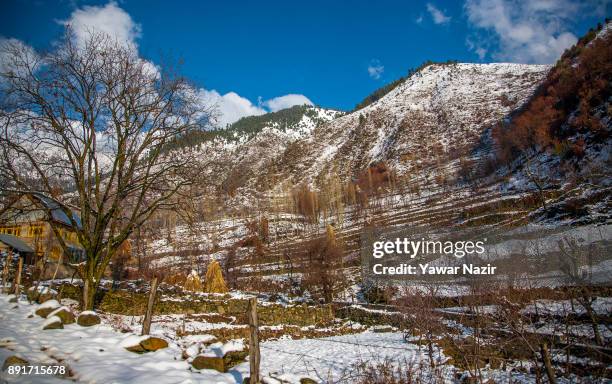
[0,233,34,253]
[29,193,82,229]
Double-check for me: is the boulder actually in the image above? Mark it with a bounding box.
[223,350,248,369]
[140,337,168,352]
[124,336,168,353]
[35,299,61,318]
[300,379,318,384]
[27,287,56,304]
[77,312,101,327]
[125,344,146,353]
[8,296,18,303]
[2,356,29,371]
[48,307,75,325]
[38,293,55,304]
[42,316,63,330]
[192,355,225,372]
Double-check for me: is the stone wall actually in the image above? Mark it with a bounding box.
[57,284,334,326]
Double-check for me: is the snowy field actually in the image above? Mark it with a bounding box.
[0,294,432,384]
[2,290,609,383]
[256,332,449,383]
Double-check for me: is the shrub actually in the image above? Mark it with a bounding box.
[356,161,394,195]
[292,184,319,223]
[300,231,345,303]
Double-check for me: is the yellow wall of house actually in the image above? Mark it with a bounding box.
[0,221,80,261]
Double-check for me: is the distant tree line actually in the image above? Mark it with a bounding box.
[353,59,459,112]
[163,104,338,153]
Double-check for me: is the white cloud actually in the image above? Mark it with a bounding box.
[464,0,592,64]
[2,2,309,129]
[0,37,38,80]
[263,94,313,112]
[475,47,487,60]
[466,38,487,60]
[197,89,266,128]
[58,3,158,79]
[426,3,451,25]
[416,15,424,24]
[195,89,313,127]
[59,1,142,49]
[367,60,384,80]
[57,1,312,127]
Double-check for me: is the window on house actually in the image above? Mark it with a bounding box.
[0,226,21,236]
[28,224,43,237]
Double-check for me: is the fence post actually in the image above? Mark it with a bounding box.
[247,297,260,384]
[14,256,23,297]
[2,253,10,294]
[141,276,158,336]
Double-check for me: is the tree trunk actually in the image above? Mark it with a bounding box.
[532,351,542,384]
[141,277,159,336]
[82,277,96,310]
[2,253,10,294]
[583,302,603,346]
[540,342,556,384]
[427,335,435,368]
[14,256,23,297]
[49,253,63,297]
[247,297,260,384]
[525,162,547,213]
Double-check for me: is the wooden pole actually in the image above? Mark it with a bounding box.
[141,276,159,336]
[14,256,23,297]
[540,342,557,384]
[247,297,260,384]
[2,253,10,294]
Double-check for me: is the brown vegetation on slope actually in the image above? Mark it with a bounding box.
[493,23,611,164]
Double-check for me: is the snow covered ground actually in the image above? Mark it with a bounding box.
[3,290,609,383]
[0,294,435,384]
[256,332,448,383]
[0,294,244,383]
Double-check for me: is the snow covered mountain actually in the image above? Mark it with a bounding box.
[188,62,549,198]
[128,23,612,276]
[273,62,550,186]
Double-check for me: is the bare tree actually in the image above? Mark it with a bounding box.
[524,157,548,213]
[0,29,213,309]
[397,284,444,369]
[557,236,605,346]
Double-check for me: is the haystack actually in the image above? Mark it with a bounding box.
[326,224,336,248]
[204,260,228,293]
[183,270,203,292]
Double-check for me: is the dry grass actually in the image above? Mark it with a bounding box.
[204,260,228,293]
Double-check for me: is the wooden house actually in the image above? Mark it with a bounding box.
[0,193,84,266]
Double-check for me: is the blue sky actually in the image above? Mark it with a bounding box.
[0,0,609,125]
